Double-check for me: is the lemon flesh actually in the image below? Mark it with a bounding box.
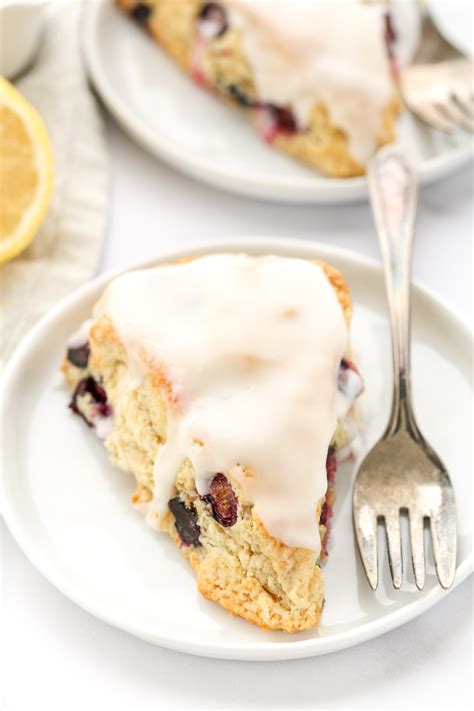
[0,76,53,264]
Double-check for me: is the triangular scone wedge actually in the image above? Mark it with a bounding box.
[62,256,363,632]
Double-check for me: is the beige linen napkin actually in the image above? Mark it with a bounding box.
[0,1,109,365]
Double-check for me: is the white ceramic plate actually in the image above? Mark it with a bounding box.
[1,238,472,660]
[429,0,473,56]
[83,1,473,205]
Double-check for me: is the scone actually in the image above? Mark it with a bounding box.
[116,0,400,177]
[62,254,363,632]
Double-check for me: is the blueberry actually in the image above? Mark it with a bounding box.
[197,3,228,39]
[227,84,254,108]
[131,3,152,23]
[265,104,298,134]
[326,449,337,485]
[384,12,397,54]
[69,376,109,426]
[67,343,90,369]
[168,497,202,547]
[320,500,330,527]
[202,473,238,527]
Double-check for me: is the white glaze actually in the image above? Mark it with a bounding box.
[336,366,363,417]
[99,254,349,553]
[227,0,393,163]
[94,415,114,441]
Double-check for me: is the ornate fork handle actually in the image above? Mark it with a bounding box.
[367,146,420,437]
[354,145,457,592]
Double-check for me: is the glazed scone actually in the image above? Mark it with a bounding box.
[116,0,400,177]
[62,254,363,632]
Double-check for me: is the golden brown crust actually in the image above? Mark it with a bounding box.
[159,461,325,632]
[116,0,399,177]
[118,0,196,71]
[314,259,352,326]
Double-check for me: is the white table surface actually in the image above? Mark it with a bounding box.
[2,118,473,711]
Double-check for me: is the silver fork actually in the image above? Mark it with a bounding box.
[353,145,457,591]
[400,0,474,132]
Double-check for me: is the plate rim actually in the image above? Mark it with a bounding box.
[82,1,473,206]
[1,236,473,661]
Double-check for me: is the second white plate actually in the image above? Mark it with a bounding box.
[1,238,472,661]
[83,1,473,204]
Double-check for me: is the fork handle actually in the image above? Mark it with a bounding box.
[368,145,419,436]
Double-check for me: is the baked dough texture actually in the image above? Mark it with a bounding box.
[116,0,399,177]
[63,259,357,632]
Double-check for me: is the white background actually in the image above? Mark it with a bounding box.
[1,118,473,711]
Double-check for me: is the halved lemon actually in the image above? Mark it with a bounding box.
[0,76,53,264]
